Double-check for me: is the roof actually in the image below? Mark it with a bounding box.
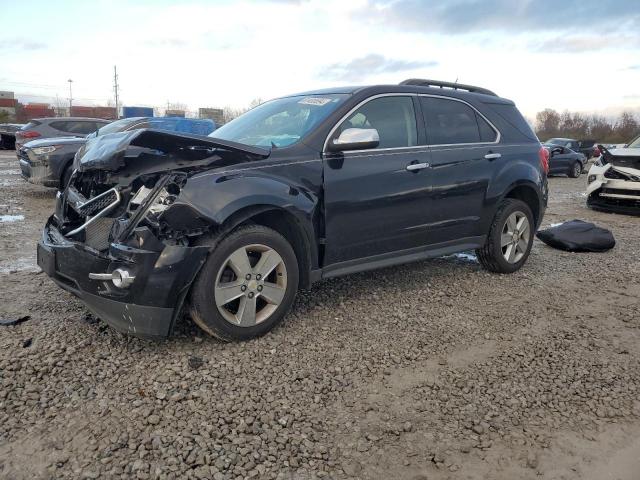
[31,117,112,122]
[285,82,512,104]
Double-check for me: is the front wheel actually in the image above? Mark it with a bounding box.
[476,199,535,273]
[569,161,582,178]
[190,225,299,341]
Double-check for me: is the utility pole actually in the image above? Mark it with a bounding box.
[113,66,120,119]
[67,79,73,114]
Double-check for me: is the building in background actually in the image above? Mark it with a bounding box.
[20,103,55,122]
[0,91,17,121]
[70,105,117,119]
[165,109,186,118]
[199,107,224,126]
[122,106,154,118]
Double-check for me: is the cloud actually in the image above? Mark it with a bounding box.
[143,38,188,48]
[535,35,640,53]
[321,54,438,82]
[0,37,46,51]
[354,0,640,35]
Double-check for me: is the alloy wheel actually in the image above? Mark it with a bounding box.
[574,163,581,177]
[214,244,287,327]
[500,212,530,264]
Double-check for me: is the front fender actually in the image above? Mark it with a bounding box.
[176,171,318,226]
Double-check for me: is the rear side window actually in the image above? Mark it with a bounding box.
[49,121,98,134]
[49,121,72,132]
[421,97,495,145]
[484,103,537,141]
[22,121,41,130]
[477,114,497,142]
[67,121,99,134]
[337,96,417,149]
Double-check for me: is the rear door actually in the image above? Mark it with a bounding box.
[419,96,501,244]
[323,94,433,266]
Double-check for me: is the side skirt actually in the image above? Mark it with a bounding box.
[320,236,486,279]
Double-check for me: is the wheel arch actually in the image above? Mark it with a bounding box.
[502,182,543,228]
[204,204,318,290]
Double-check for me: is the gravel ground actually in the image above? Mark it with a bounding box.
[1,149,639,480]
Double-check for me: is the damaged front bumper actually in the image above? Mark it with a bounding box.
[586,162,640,215]
[18,148,59,187]
[37,217,209,337]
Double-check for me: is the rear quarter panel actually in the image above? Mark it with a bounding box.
[485,143,547,230]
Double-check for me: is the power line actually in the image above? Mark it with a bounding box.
[113,66,120,118]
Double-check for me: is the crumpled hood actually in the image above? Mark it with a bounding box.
[608,147,640,157]
[23,136,87,149]
[74,129,271,173]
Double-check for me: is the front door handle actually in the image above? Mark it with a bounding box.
[406,162,430,171]
[484,152,501,160]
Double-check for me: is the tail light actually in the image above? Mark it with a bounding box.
[16,130,41,139]
[539,146,549,174]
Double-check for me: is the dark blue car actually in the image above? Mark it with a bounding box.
[18,116,216,188]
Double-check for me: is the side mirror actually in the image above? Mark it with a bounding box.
[328,128,379,152]
[551,147,562,156]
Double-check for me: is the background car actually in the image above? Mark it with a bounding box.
[14,117,111,151]
[587,143,640,215]
[543,143,586,177]
[18,116,216,188]
[546,137,597,159]
[0,123,25,149]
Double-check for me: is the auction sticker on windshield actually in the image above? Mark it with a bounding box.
[298,97,333,106]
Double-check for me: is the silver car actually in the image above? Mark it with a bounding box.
[14,117,110,151]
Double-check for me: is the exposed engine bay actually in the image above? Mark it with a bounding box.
[54,129,270,251]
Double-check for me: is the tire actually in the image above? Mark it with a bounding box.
[189,224,299,341]
[569,161,582,178]
[476,199,535,274]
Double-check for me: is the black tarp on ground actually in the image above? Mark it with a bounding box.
[536,220,615,252]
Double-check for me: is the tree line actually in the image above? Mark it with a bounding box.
[535,109,639,144]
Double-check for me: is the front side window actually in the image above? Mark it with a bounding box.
[335,96,417,149]
[211,94,348,148]
[422,97,496,145]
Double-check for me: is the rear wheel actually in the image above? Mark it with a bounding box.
[569,161,582,178]
[476,199,534,273]
[190,225,299,341]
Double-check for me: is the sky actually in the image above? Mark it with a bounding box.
[1,0,639,119]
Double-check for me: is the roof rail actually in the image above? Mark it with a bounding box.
[400,78,497,97]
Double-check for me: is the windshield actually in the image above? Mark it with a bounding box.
[210,94,349,148]
[546,138,567,145]
[88,118,143,138]
[627,136,640,148]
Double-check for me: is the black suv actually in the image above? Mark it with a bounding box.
[38,79,548,341]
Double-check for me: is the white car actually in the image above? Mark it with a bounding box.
[587,141,640,215]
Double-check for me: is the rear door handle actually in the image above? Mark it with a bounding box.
[484,153,501,160]
[406,162,430,171]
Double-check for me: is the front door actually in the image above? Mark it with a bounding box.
[549,146,572,174]
[323,95,433,266]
